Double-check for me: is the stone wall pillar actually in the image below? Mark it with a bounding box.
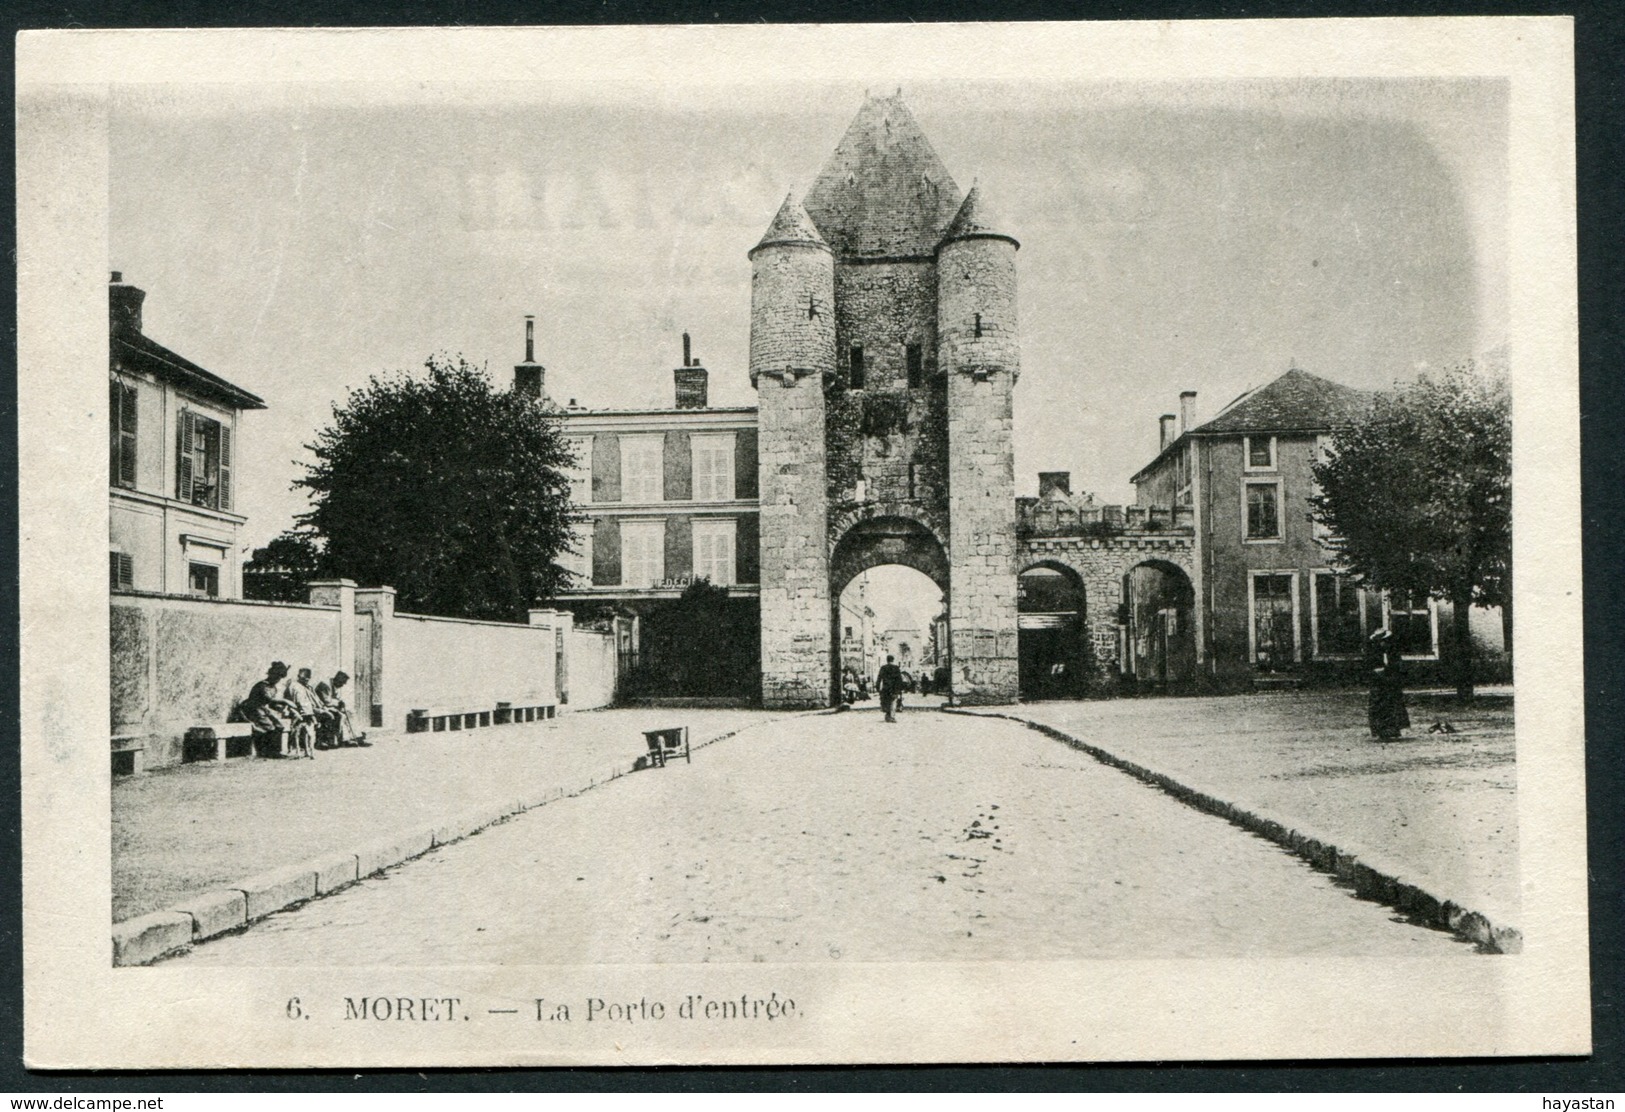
[306,578,357,685]
[353,586,395,730]
[528,608,574,706]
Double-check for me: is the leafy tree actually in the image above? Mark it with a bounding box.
[624,580,761,699]
[1310,359,1511,700]
[243,529,325,603]
[295,355,579,621]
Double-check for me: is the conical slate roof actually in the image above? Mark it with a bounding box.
[802,93,963,258]
[751,193,828,255]
[940,183,1019,249]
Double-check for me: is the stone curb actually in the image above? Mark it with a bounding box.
[944,707,1523,955]
[112,711,818,965]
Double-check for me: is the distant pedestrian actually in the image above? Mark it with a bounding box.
[877,655,904,723]
[1367,629,1410,740]
[316,670,369,747]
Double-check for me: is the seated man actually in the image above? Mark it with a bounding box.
[287,667,329,751]
[239,662,298,752]
[315,670,369,747]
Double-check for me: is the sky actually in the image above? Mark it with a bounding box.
[109,77,1508,552]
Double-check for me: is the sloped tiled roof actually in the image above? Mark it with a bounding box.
[802,93,962,258]
[940,184,1018,249]
[751,193,829,255]
[1194,368,1372,435]
[114,327,267,410]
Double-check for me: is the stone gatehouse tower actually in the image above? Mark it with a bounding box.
[750,92,1019,707]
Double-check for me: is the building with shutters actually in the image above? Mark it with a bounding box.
[534,330,761,694]
[1130,366,1509,687]
[108,272,266,599]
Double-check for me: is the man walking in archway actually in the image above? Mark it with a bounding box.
[877,655,904,723]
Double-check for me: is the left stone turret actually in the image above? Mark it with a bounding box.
[750,193,837,707]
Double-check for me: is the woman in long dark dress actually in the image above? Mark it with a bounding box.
[1367,629,1410,740]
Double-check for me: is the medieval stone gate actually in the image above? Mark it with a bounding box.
[748,94,1022,708]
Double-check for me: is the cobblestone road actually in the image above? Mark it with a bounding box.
[172,709,1477,964]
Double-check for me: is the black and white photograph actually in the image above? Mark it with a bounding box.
[17,19,1584,1067]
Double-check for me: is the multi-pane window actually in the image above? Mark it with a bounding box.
[1245,481,1281,540]
[1176,444,1193,506]
[906,343,923,388]
[1245,435,1276,471]
[691,434,736,502]
[1311,434,1334,541]
[1388,591,1438,658]
[692,518,736,586]
[177,410,232,511]
[559,524,593,583]
[1312,571,1365,657]
[1250,572,1297,669]
[565,436,593,504]
[619,436,663,504]
[110,379,138,489]
[620,521,665,588]
[188,561,220,598]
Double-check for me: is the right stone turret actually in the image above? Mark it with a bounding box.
[937,184,1021,703]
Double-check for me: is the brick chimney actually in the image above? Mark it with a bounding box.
[1037,471,1071,499]
[674,331,708,409]
[1159,413,1177,451]
[109,271,145,334]
[513,314,547,401]
[1180,390,1198,433]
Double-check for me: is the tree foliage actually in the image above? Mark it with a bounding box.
[623,581,761,699]
[294,356,579,621]
[243,530,325,603]
[1310,359,1511,695]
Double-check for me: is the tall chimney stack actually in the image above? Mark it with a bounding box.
[1179,390,1197,434]
[109,271,146,334]
[513,314,546,401]
[674,333,708,409]
[1037,471,1071,499]
[1159,413,1177,452]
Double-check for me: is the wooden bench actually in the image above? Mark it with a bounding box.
[409,701,557,733]
[643,726,691,768]
[111,734,144,776]
[183,721,265,762]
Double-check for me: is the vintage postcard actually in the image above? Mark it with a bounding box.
[18,19,1584,1067]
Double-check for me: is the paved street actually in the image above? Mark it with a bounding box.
[170,708,1475,964]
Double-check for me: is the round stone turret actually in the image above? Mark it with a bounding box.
[937,185,1020,383]
[749,194,836,388]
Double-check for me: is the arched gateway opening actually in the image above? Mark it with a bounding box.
[1123,560,1196,689]
[830,517,949,705]
[1017,562,1088,700]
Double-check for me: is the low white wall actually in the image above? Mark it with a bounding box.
[567,628,617,710]
[387,612,557,725]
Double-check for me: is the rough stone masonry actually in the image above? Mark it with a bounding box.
[749,92,1021,706]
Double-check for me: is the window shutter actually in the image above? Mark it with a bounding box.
[218,424,233,511]
[109,380,122,487]
[118,383,138,488]
[176,410,195,502]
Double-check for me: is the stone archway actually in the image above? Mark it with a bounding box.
[829,516,950,704]
[1123,559,1197,688]
[1017,561,1089,700]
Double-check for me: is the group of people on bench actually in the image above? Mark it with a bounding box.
[239,661,369,757]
